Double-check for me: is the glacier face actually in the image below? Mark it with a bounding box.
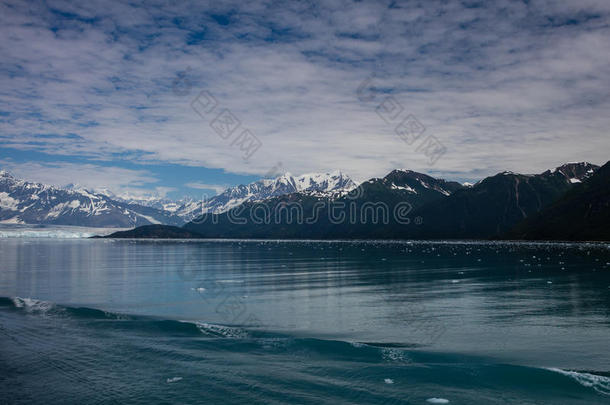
[0,224,129,238]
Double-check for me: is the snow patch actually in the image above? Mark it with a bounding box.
[0,216,25,224]
[0,192,19,210]
[391,183,416,193]
[134,213,161,224]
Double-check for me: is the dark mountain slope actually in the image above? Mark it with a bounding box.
[507,161,610,241]
[98,225,203,239]
[409,163,598,239]
[103,162,603,240]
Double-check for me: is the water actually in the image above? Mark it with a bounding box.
[1,238,610,404]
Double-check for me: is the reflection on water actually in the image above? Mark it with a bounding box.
[1,238,609,370]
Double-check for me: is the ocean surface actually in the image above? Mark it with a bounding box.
[1,238,610,404]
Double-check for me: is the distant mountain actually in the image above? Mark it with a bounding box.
[184,171,357,216]
[106,171,358,223]
[179,169,468,239]
[507,162,610,241]
[7,161,605,239]
[90,191,181,212]
[357,169,464,210]
[0,171,184,227]
[0,170,358,227]
[116,162,603,241]
[97,191,200,222]
[409,162,600,239]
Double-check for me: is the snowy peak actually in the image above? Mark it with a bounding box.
[185,171,357,217]
[383,169,464,196]
[0,171,183,227]
[543,162,599,183]
[2,163,600,228]
[293,171,357,195]
[343,169,466,212]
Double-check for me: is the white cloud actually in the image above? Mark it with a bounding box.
[0,0,609,185]
[185,182,228,194]
[0,160,159,196]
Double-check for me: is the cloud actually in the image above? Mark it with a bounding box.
[185,182,228,194]
[0,0,609,186]
[0,159,160,196]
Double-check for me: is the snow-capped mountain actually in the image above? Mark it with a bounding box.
[541,161,597,182]
[0,170,357,226]
[174,171,357,219]
[97,171,357,222]
[95,190,193,215]
[176,161,604,240]
[0,171,184,227]
[379,169,464,196]
[4,163,596,231]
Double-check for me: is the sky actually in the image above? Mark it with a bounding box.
[1,0,609,199]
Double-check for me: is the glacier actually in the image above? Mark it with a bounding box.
[0,224,130,238]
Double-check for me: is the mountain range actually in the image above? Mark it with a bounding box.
[174,171,357,219]
[0,171,183,227]
[507,162,610,241]
[175,162,603,240]
[2,162,608,240]
[0,170,356,227]
[409,162,599,239]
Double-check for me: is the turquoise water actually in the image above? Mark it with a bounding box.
[1,239,610,404]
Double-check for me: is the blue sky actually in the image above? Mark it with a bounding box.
[1,0,609,199]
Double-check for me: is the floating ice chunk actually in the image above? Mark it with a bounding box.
[384,378,394,384]
[166,377,182,383]
[426,399,449,404]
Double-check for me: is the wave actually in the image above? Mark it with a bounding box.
[0,296,204,335]
[547,368,610,396]
[0,296,424,363]
[10,296,57,313]
[3,295,610,400]
[0,297,383,343]
[1,296,128,319]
